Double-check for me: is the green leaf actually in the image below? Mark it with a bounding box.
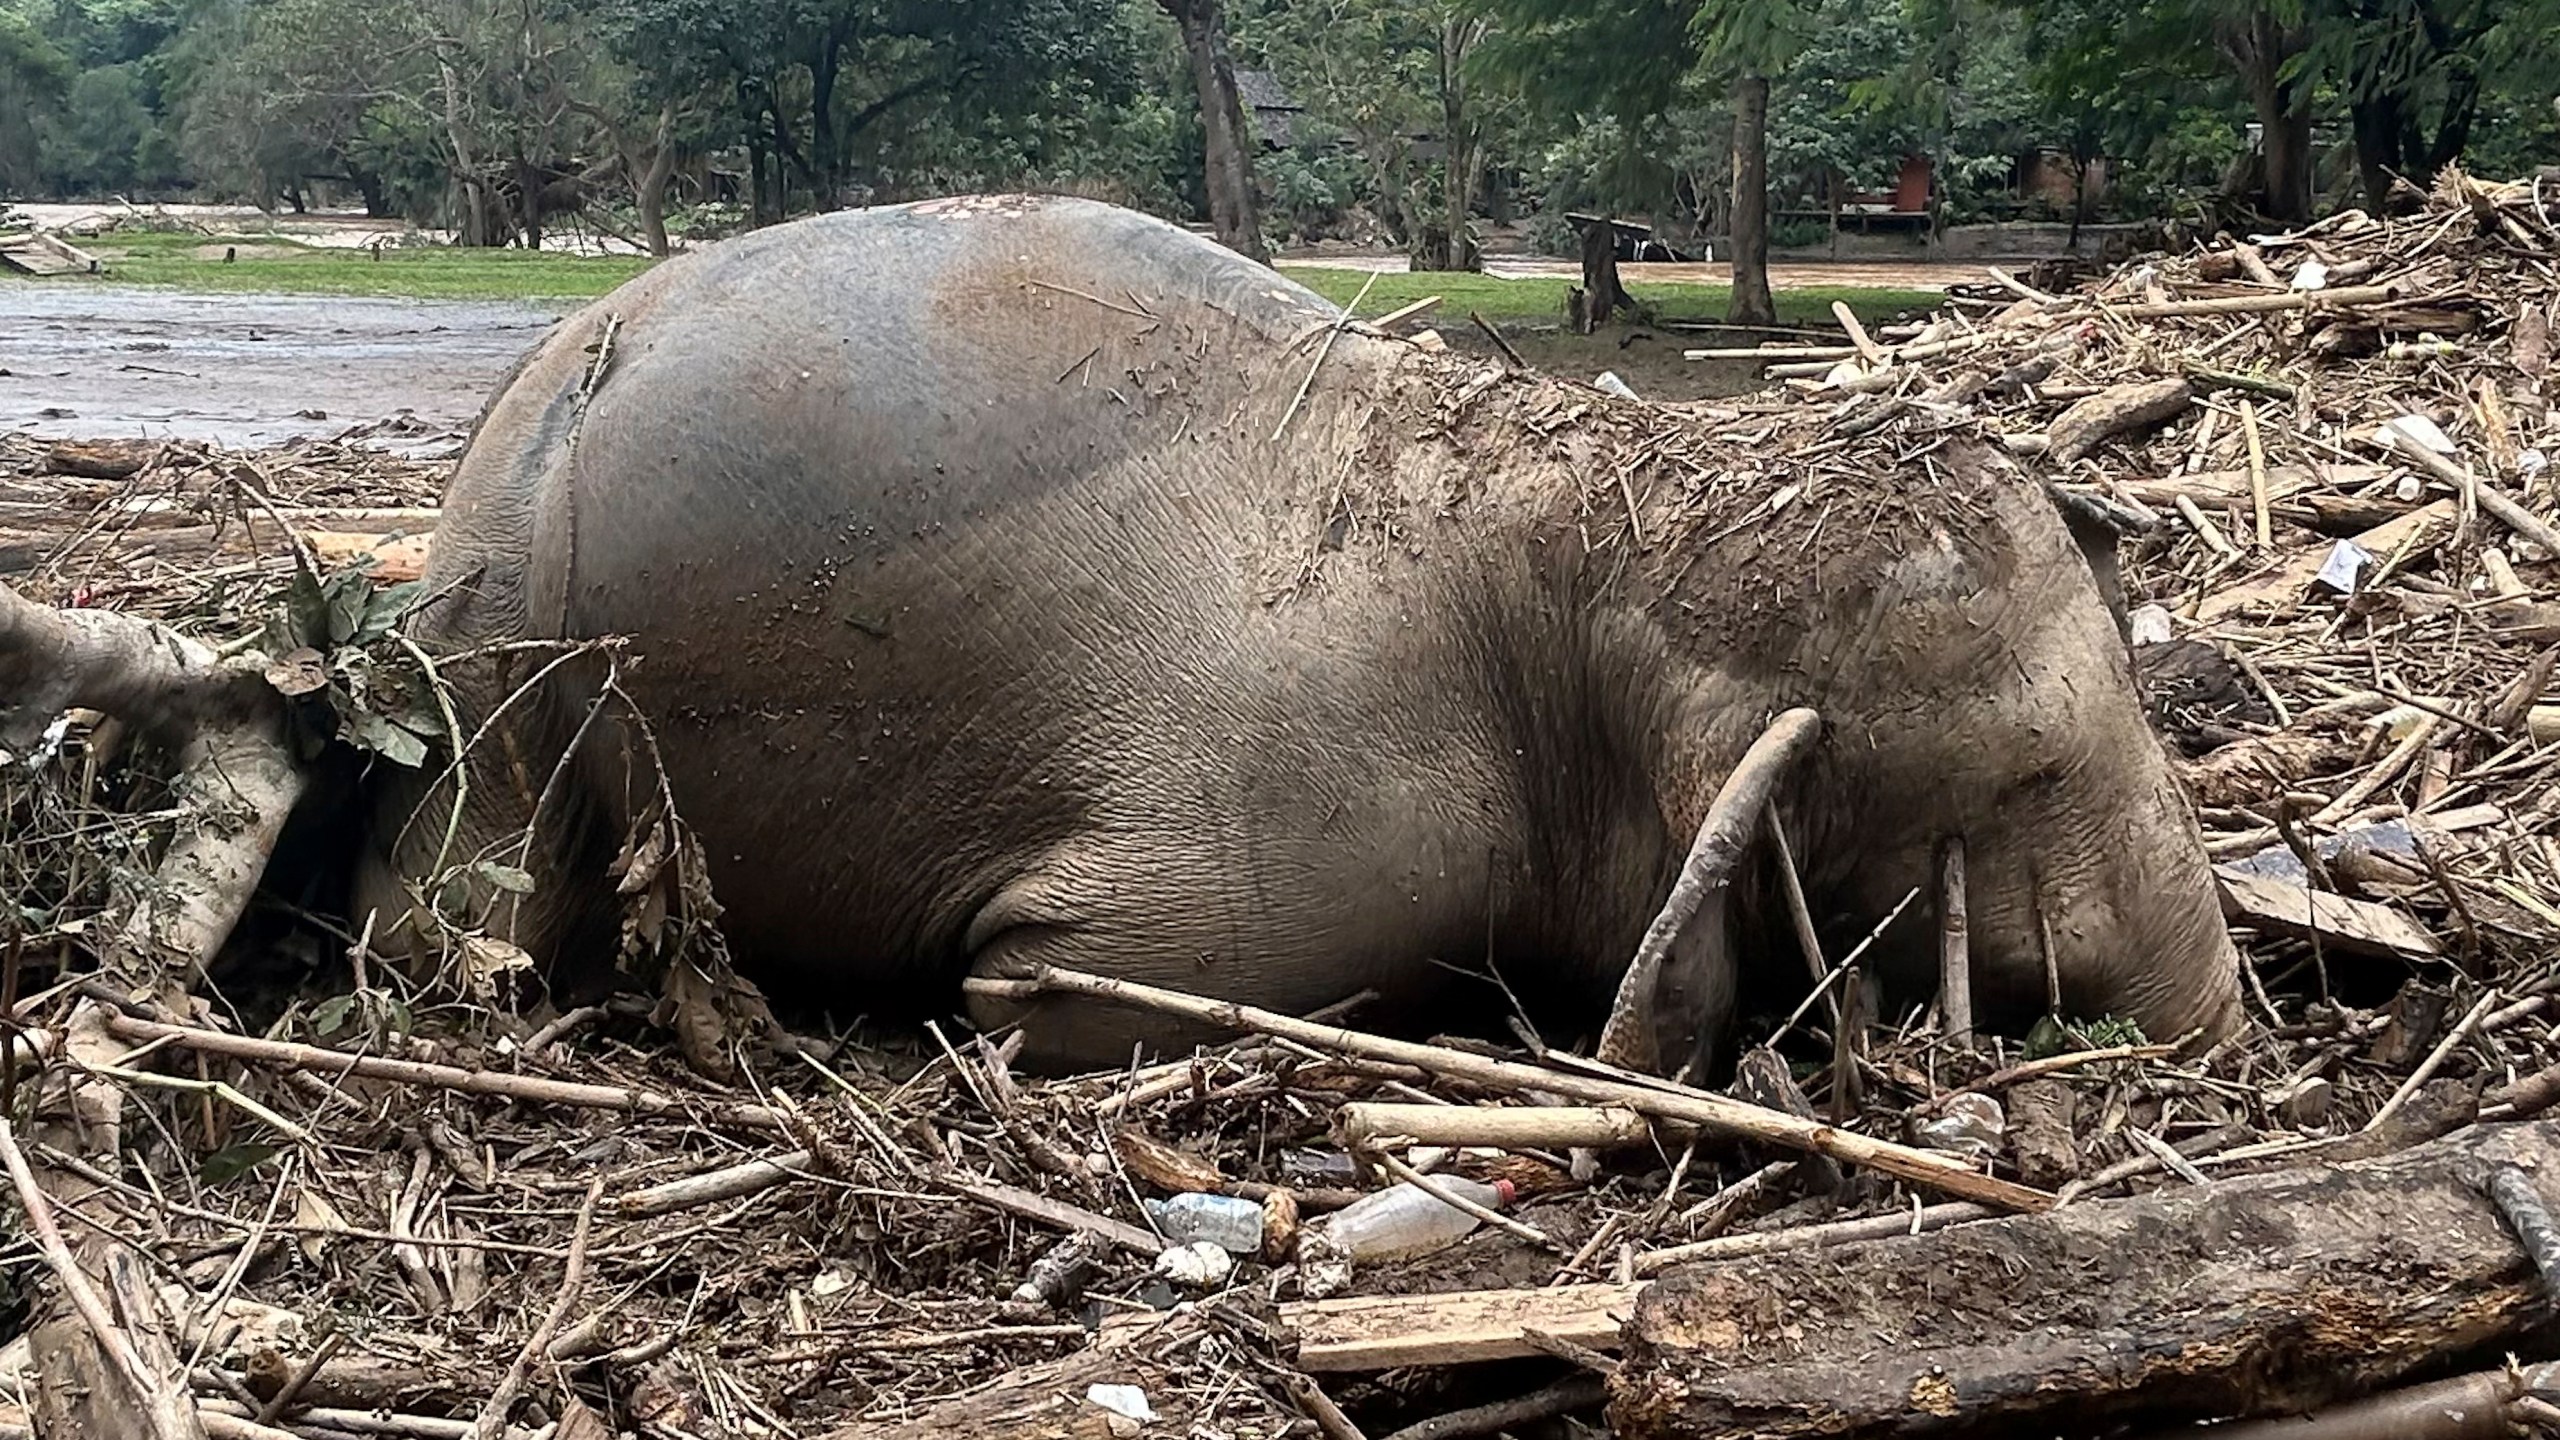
[473,861,536,895]
[348,712,429,767]
[322,570,372,646]
[356,580,429,644]
[200,1143,281,1186]
[310,994,355,1035]
[284,564,328,648]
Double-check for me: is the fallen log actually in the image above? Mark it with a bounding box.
[1608,1117,2560,1439]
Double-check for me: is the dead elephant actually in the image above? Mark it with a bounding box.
[8,196,2247,1077]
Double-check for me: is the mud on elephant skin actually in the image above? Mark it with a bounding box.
[343,194,2242,1076]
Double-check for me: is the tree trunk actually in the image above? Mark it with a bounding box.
[637,102,677,258]
[2228,12,2314,224]
[1611,1113,2560,1439]
[1434,15,1483,274]
[1726,69,1776,328]
[1161,0,1269,264]
[2351,95,2406,213]
[1569,215,1630,334]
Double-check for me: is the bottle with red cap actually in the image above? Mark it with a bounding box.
[1316,1175,1516,1264]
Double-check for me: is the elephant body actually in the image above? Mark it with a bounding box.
[360,195,2242,1073]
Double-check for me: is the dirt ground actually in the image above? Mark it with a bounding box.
[0,284,561,450]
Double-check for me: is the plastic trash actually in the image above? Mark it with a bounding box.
[1283,1148,1359,1186]
[1913,1093,2005,1158]
[2316,539,2374,594]
[2380,413,2456,454]
[1153,1239,1233,1289]
[1593,370,1640,400]
[2291,259,2329,291]
[1144,1192,1265,1254]
[1011,1230,1104,1307]
[1310,1177,1515,1266]
[1086,1384,1156,1423]
[2128,603,2176,647]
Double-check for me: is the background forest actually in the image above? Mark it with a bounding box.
[2,0,2555,305]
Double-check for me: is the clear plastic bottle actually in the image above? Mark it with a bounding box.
[1144,1192,1266,1254]
[1314,1177,1516,1264]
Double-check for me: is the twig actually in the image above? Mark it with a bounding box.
[1378,1377,1608,1440]
[1468,311,1527,369]
[97,1015,783,1130]
[1284,1373,1370,1440]
[1275,271,1380,441]
[252,1332,346,1426]
[467,1177,600,1440]
[0,1118,185,1435]
[1937,836,1973,1049]
[2365,989,2499,1133]
[1907,1043,2179,1118]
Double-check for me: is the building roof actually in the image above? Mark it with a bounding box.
[1234,69,1302,115]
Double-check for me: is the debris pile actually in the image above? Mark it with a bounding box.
[3,170,2560,1440]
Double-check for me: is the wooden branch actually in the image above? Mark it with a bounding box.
[1379,1377,1607,1440]
[823,1315,1234,1440]
[1609,1118,2560,1439]
[936,1172,1162,1257]
[467,1179,599,1440]
[0,1118,204,1440]
[616,1149,817,1217]
[2386,430,2560,557]
[96,1015,785,1131]
[1597,708,1821,1073]
[974,966,2055,1213]
[1335,1103,1651,1152]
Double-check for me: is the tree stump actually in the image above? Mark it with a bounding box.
[1567,214,1631,335]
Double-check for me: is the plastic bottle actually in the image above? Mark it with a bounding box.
[1314,1177,1516,1265]
[1144,1192,1266,1254]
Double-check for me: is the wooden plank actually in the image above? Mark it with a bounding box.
[2214,867,2442,960]
[1289,1283,1645,1370]
[0,232,98,276]
[2193,498,2455,621]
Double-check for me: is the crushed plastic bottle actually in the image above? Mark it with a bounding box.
[1913,1093,2006,1159]
[1311,1176,1515,1266]
[1144,1192,1265,1254]
[1154,1239,1234,1289]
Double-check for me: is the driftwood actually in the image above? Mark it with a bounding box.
[1607,1117,2560,1439]
[2046,378,2195,465]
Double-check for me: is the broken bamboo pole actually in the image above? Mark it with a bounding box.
[1335,1103,1652,1152]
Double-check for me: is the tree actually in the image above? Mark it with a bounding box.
[1160,0,1267,261]
[1251,0,1491,269]
[0,14,74,195]
[1476,0,1800,325]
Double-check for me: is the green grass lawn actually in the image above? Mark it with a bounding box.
[25,229,652,301]
[1283,265,1945,328]
[8,229,1943,327]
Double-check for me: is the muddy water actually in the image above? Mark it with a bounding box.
[0,285,561,451]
